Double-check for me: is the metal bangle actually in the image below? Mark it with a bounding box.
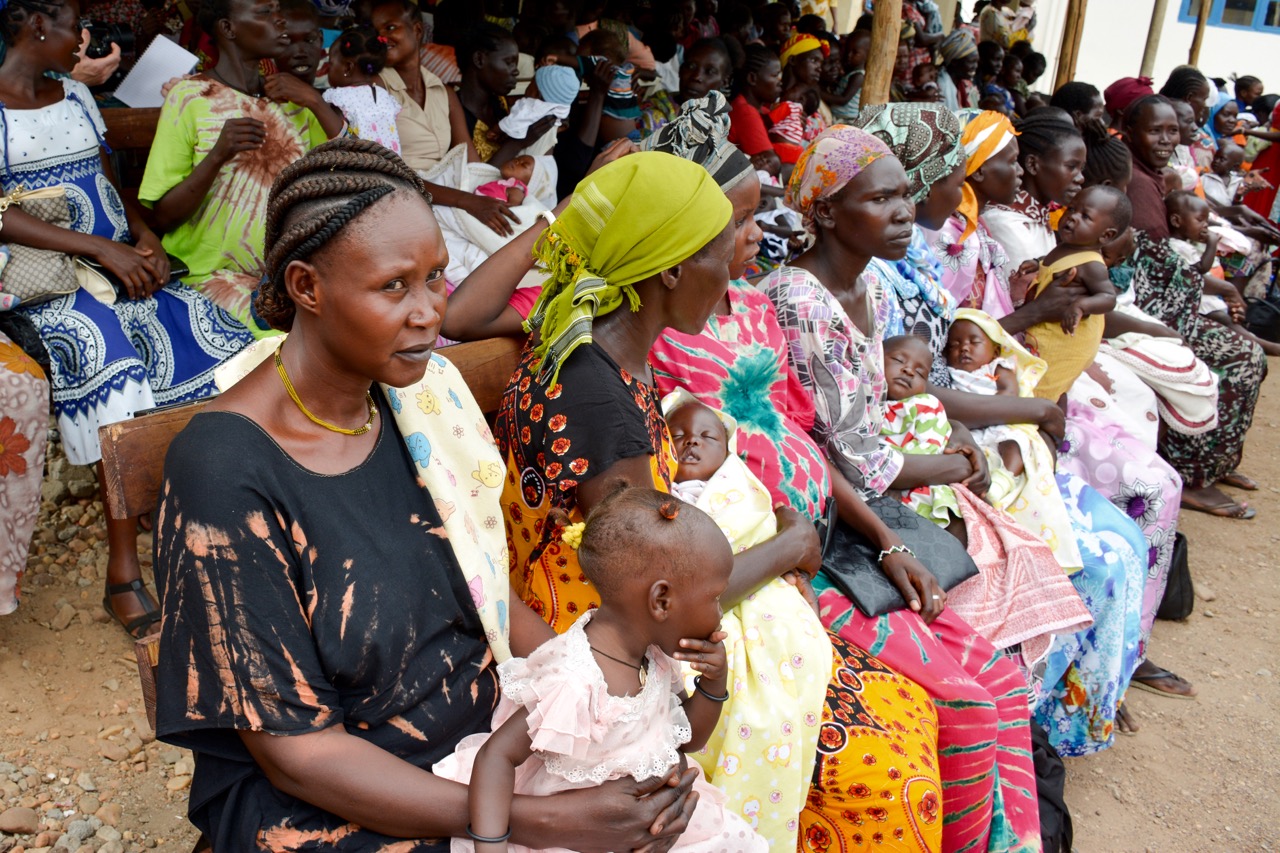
[536,209,556,229]
[693,675,729,702]
[466,824,512,844]
[877,544,916,565]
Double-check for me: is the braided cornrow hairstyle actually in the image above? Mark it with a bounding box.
[257,138,431,331]
[1012,107,1083,167]
[1081,120,1132,188]
[0,0,61,46]
[733,44,777,97]
[1160,65,1208,101]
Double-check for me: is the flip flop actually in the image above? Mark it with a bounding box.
[102,578,161,640]
[1180,496,1256,520]
[1129,666,1197,700]
[1218,471,1259,491]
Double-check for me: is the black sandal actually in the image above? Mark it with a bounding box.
[102,578,161,639]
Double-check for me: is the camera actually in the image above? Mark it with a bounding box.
[80,19,137,59]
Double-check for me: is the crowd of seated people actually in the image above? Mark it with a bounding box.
[1,0,1278,850]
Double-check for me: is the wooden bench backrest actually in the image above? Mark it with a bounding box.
[99,336,523,521]
[103,107,161,152]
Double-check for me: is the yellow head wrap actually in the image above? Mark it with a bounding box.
[957,110,1021,241]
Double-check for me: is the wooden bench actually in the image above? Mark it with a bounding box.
[98,335,524,733]
[101,107,160,216]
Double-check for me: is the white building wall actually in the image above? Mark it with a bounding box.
[1033,0,1277,93]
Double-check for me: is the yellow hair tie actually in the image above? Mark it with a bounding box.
[561,521,586,550]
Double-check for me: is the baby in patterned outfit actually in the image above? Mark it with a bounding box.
[878,335,963,528]
[323,25,402,154]
[944,319,1025,476]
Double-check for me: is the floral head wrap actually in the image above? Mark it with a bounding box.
[641,90,754,192]
[785,125,893,232]
[526,152,732,384]
[954,110,1020,239]
[779,32,829,69]
[852,103,963,204]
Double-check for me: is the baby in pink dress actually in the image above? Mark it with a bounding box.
[433,487,765,853]
[475,156,535,206]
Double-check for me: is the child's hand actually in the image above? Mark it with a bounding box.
[676,631,728,689]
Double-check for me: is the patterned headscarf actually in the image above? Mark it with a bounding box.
[936,29,977,65]
[956,110,1020,240]
[641,90,754,192]
[785,125,893,231]
[526,152,732,385]
[852,103,963,204]
[779,32,829,69]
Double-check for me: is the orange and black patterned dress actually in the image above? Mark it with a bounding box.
[494,343,676,633]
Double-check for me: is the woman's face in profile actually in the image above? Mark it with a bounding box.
[667,221,735,335]
[227,0,287,59]
[724,176,763,281]
[971,139,1023,207]
[307,192,449,389]
[915,158,966,231]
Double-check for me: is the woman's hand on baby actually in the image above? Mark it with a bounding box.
[1060,303,1084,335]
[1022,265,1082,322]
[676,631,728,687]
[1031,398,1066,445]
[783,570,822,616]
[881,551,946,623]
[461,193,521,236]
[774,506,823,580]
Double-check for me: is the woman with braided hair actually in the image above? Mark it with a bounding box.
[139,0,344,332]
[154,138,706,851]
[0,0,254,638]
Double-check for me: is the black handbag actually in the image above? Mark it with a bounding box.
[1156,532,1194,621]
[1245,283,1280,343]
[819,495,979,617]
[0,310,50,377]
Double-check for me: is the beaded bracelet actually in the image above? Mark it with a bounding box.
[466,824,512,844]
[877,544,916,565]
[693,675,729,702]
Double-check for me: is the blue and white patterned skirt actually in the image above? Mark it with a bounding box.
[19,284,253,465]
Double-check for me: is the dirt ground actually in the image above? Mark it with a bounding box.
[2,374,1279,853]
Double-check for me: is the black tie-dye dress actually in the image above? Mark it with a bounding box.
[154,408,499,851]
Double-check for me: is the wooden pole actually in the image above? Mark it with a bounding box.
[1053,0,1089,91]
[1189,0,1212,64]
[1141,0,1171,77]
[937,0,959,34]
[862,0,902,107]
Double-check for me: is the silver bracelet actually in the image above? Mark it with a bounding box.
[877,544,916,564]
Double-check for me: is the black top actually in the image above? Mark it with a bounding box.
[154,403,498,851]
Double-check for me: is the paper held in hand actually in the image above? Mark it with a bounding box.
[112,37,199,108]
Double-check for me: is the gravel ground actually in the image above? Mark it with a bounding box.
[1,373,1278,853]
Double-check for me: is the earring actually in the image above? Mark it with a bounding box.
[38,33,46,41]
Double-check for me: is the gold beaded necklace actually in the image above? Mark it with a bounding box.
[274,345,377,436]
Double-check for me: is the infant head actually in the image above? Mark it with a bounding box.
[667,400,730,484]
[501,155,536,185]
[883,335,933,400]
[946,319,1000,373]
[1056,184,1133,249]
[578,486,732,652]
[1165,190,1211,243]
[1211,140,1245,178]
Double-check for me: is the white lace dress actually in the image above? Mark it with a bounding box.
[432,611,766,852]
